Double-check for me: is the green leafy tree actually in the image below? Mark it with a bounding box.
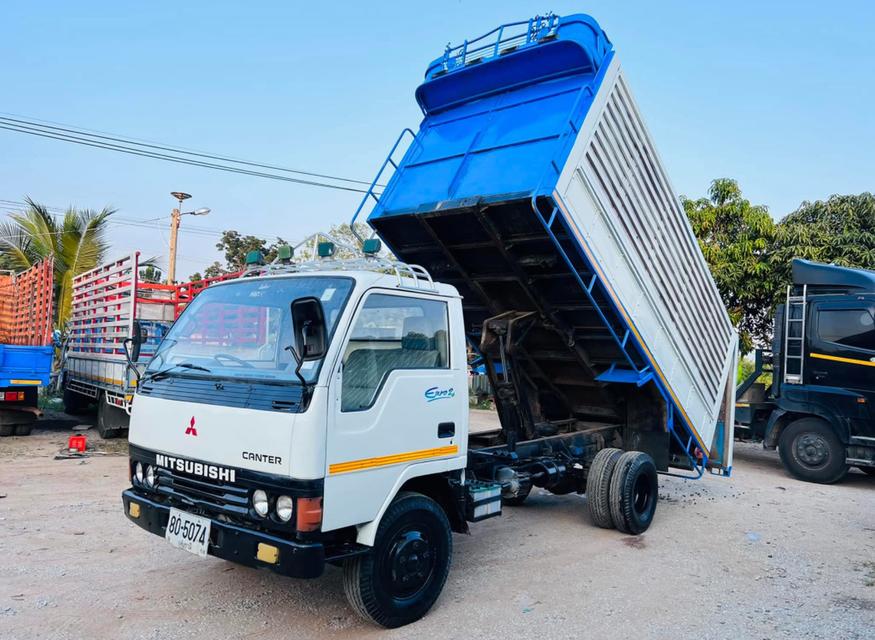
[683,179,778,352]
[294,222,386,260]
[138,264,163,283]
[0,196,115,328]
[214,230,289,271]
[772,193,875,283]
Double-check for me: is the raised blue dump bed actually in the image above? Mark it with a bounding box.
[358,14,736,475]
[0,345,53,388]
[369,14,611,214]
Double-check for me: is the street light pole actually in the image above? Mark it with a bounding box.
[167,192,191,284]
[166,192,210,284]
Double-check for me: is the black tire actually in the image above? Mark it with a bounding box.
[343,491,452,628]
[0,425,14,437]
[97,399,129,439]
[63,386,90,415]
[586,447,623,529]
[859,466,875,477]
[609,451,658,535]
[778,417,848,484]
[14,424,33,436]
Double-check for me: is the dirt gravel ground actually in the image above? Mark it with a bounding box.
[1,412,874,640]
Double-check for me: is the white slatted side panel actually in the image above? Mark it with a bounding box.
[555,58,737,447]
[583,75,733,400]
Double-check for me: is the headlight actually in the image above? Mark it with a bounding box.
[275,495,293,522]
[145,464,156,488]
[252,489,269,517]
[135,462,144,484]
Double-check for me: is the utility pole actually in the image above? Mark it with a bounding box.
[167,192,210,284]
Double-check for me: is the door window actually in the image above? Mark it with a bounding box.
[341,294,449,412]
[817,308,875,351]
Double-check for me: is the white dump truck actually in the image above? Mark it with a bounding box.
[122,13,738,628]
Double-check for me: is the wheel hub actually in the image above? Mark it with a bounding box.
[632,473,653,514]
[796,433,830,467]
[388,530,433,597]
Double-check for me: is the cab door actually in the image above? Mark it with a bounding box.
[321,290,467,532]
[808,302,875,437]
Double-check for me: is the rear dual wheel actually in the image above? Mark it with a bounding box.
[587,449,658,535]
[97,398,129,439]
[63,385,90,415]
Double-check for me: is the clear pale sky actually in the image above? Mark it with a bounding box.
[2,1,873,276]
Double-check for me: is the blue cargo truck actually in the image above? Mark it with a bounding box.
[0,260,54,436]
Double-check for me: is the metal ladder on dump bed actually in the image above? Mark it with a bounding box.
[783,284,807,384]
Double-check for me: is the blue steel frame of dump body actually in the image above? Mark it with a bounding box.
[352,14,713,478]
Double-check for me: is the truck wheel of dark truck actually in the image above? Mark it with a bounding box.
[97,399,128,439]
[0,425,13,437]
[778,418,849,484]
[14,424,33,436]
[609,451,658,535]
[343,491,452,628]
[586,447,623,528]
[63,386,90,414]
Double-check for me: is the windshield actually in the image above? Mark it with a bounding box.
[145,276,353,384]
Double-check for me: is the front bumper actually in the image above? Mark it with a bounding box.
[122,489,325,578]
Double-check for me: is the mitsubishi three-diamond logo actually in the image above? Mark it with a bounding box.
[185,416,198,436]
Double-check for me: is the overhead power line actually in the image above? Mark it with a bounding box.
[0,121,373,194]
[0,114,387,195]
[0,198,225,236]
[0,198,228,239]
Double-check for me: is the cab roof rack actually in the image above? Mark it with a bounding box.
[242,232,436,291]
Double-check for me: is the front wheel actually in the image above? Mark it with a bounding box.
[343,492,452,628]
[778,418,848,484]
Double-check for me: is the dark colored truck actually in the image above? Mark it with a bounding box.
[736,259,875,483]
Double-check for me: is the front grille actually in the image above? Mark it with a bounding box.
[155,468,250,518]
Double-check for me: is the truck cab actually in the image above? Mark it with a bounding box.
[123,252,475,625]
[737,259,875,482]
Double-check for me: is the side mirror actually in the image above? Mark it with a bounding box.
[291,297,327,361]
[128,320,146,362]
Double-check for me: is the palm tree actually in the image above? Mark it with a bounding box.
[0,197,115,329]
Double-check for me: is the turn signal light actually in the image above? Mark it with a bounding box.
[296,497,322,532]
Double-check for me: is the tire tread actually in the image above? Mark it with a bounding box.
[587,448,622,528]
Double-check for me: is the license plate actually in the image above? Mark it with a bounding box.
[165,508,211,558]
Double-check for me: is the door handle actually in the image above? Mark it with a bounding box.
[438,422,455,438]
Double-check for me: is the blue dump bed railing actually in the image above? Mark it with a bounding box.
[355,13,738,476]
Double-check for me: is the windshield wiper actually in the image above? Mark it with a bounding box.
[141,362,211,383]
